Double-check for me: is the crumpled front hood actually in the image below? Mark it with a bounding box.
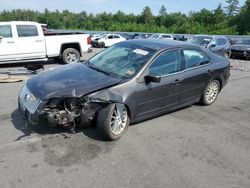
[26,63,121,100]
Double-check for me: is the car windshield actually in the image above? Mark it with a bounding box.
[150,34,160,39]
[87,43,156,79]
[189,36,212,46]
[100,34,107,39]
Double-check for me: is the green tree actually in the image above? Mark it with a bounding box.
[159,5,167,16]
[140,6,154,24]
[224,0,240,16]
[238,0,250,34]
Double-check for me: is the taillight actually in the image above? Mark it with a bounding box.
[87,36,91,45]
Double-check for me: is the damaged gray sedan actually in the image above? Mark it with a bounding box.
[18,40,230,140]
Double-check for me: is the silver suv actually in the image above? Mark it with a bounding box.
[189,35,231,58]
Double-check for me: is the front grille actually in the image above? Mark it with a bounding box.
[19,85,41,114]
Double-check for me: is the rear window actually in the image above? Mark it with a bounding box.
[16,25,38,37]
[0,25,12,38]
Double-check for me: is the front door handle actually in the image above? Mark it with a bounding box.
[7,41,15,44]
[35,40,42,42]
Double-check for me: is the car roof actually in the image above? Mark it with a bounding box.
[193,35,227,39]
[0,21,40,25]
[123,39,199,51]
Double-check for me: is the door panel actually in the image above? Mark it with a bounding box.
[179,49,212,104]
[16,25,46,59]
[135,49,183,120]
[0,25,18,62]
[179,66,211,103]
[135,74,181,119]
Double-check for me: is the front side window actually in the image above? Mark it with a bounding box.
[184,50,210,69]
[217,38,227,46]
[0,25,12,38]
[16,25,38,37]
[149,50,182,76]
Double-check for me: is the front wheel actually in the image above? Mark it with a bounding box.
[97,104,130,140]
[200,80,220,105]
[62,48,80,64]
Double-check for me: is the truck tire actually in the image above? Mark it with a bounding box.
[99,42,105,48]
[97,104,130,141]
[62,48,80,64]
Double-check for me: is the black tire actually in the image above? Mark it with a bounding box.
[200,80,221,106]
[224,52,229,58]
[62,48,80,64]
[99,42,105,48]
[97,104,130,141]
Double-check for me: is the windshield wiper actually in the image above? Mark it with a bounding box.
[88,65,112,76]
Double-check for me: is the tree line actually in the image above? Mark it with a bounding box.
[0,0,249,35]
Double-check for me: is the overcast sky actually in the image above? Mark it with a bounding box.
[0,0,246,15]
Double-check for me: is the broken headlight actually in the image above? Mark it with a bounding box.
[44,99,62,109]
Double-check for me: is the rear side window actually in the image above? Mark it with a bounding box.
[184,50,210,69]
[149,49,182,76]
[113,35,120,39]
[16,25,38,37]
[0,25,12,38]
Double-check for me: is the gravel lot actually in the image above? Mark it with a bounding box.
[0,49,250,188]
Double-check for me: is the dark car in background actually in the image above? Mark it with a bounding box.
[189,35,231,58]
[131,33,151,39]
[118,33,134,40]
[230,38,250,60]
[18,40,230,140]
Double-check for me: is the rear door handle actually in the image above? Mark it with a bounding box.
[7,41,15,44]
[173,79,182,85]
[35,40,42,42]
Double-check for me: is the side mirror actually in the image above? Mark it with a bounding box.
[210,44,216,48]
[145,74,161,83]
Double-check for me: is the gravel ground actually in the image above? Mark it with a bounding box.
[0,49,250,188]
[230,59,250,72]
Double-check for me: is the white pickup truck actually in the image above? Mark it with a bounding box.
[0,21,92,64]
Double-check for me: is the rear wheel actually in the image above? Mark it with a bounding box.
[99,42,105,48]
[200,80,220,105]
[62,48,80,64]
[97,104,130,140]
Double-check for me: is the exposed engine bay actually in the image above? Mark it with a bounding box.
[39,90,124,133]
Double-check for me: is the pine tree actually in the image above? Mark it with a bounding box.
[159,5,167,16]
[224,0,240,16]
